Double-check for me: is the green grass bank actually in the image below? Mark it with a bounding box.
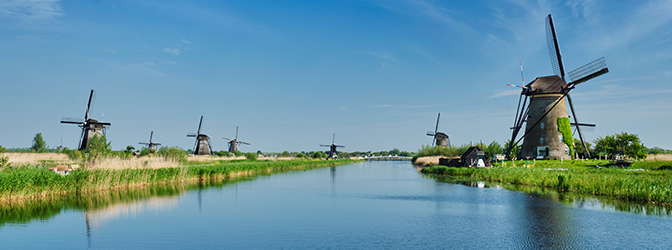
[421,160,672,206]
[0,159,357,202]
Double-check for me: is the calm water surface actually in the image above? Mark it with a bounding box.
[2,161,672,249]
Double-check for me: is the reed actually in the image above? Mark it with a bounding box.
[422,160,672,205]
[0,159,357,201]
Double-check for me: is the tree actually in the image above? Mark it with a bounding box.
[86,135,112,161]
[390,148,401,156]
[594,132,646,160]
[574,140,592,159]
[280,151,291,157]
[485,141,502,159]
[124,146,136,154]
[32,133,47,152]
[504,139,519,160]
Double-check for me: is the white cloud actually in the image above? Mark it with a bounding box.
[163,48,180,55]
[488,89,522,99]
[0,0,64,24]
[162,61,178,65]
[182,38,191,44]
[109,49,117,54]
[339,106,350,111]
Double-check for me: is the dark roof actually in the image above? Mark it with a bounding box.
[525,75,567,95]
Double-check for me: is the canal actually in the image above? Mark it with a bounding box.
[1,161,671,249]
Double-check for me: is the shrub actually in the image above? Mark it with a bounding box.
[157,146,188,162]
[245,152,258,161]
[280,151,291,157]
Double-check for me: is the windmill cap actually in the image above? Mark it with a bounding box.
[525,75,566,95]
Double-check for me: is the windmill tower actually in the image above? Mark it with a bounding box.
[426,113,450,147]
[139,131,161,153]
[60,90,111,151]
[505,14,608,160]
[320,133,345,159]
[187,116,212,155]
[223,126,250,152]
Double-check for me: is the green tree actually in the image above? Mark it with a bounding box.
[125,146,136,154]
[504,140,519,160]
[574,140,592,159]
[32,133,47,152]
[594,132,646,160]
[485,141,502,159]
[0,145,6,153]
[280,151,291,157]
[86,135,112,161]
[390,148,401,156]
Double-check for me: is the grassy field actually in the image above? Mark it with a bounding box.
[0,158,357,202]
[422,159,672,206]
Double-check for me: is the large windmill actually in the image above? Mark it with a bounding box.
[223,126,250,152]
[187,116,212,155]
[426,113,450,147]
[60,90,111,151]
[505,14,608,160]
[320,133,344,159]
[139,131,161,153]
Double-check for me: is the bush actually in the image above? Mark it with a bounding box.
[157,146,188,162]
[63,148,83,161]
[280,151,291,157]
[245,152,258,161]
[296,153,305,158]
[0,156,10,169]
[138,147,151,157]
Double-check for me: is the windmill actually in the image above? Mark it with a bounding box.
[223,126,250,152]
[60,90,111,151]
[505,14,608,160]
[187,116,212,155]
[320,133,344,159]
[139,131,161,153]
[426,113,450,147]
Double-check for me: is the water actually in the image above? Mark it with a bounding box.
[2,161,672,249]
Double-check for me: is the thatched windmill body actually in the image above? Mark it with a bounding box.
[60,90,111,151]
[320,133,344,159]
[426,113,450,147]
[505,14,608,160]
[139,131,161,153]
[223,126,250,152]
[187,116,212,155]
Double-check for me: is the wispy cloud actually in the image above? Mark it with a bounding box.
[372,0,473,32]
[109,49,117,54]
[0,0,64,24]
[339,106,350,111]
[182,38,191,44]
[163,48,180,55]
[488,89,522,99]
[370,104,392,108]
[161,61,178,65]
[120,62,164,78]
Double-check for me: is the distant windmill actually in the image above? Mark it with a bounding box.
[426,113,450,147]
[60,90,111,151]
[505,14,607,160]
[187,116,212,155]
[320,133,344,159]
[223,126,250,152]
[139,131,161,153]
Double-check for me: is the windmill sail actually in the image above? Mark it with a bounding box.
[567,56,609,86]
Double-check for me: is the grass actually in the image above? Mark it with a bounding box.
[0,158,358,202]
[422,159,672,206]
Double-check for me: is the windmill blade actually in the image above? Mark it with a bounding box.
[84,89,95,121]
[332,133,335,144]
[566,56,609,86]
[335,145,345,148]
[320,144,331,147]
[239,141,250,146]
[153,143,162,146]
[223,137,233,141]
[139,142,149,145]
[235,126,239,140]
[546,14,565,79]
[61,121,84,124]
[426,131,436,136]
[187,133,197,137]
[149,131,154,143]
[62,116,84,123]
[90,121,111,126]
[197,116,203,135]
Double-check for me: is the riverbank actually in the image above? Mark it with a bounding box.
[0,159,358,202]
[421,159,672,206]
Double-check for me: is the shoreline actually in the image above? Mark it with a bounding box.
[0,159,359,203]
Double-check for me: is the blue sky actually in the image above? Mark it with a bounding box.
[1,0,671,153]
